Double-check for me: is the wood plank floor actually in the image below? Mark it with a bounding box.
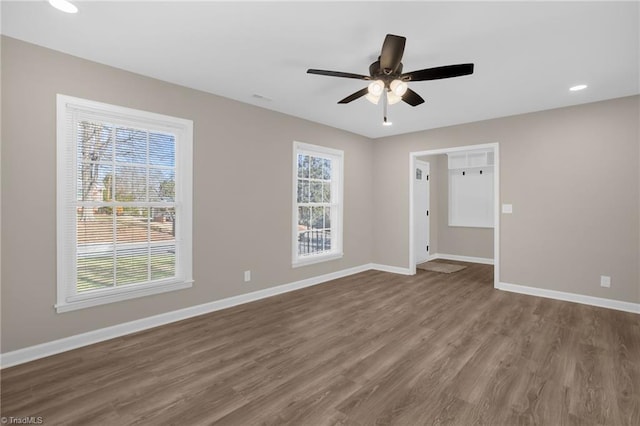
[2,262,639,425]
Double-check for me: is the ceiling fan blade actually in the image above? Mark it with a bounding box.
[338,87,369,104]
[402,88,425,106]
[379,34,406,73]
[307,69,370,80]
[402,63,474,82]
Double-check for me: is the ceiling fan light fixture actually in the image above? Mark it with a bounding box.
[365,93,381,105]
[48,0,78,13]
[368,80,384,97]
[390,79,408,96]
[307,34,472,111]
[386,91,403,105]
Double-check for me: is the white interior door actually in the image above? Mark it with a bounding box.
[414,160,430,263]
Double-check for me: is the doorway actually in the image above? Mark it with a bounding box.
[409,143,500,288]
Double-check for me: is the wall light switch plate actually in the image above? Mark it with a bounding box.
[244,270,251,282]
[502,204,513,214]
[600,275,611,288]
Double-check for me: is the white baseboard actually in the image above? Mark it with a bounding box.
[430,253,494,265]
[369,263,413,275]
[1,263,374,369]
[497,282,640,314]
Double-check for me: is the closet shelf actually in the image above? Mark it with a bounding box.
[447,149,494,169]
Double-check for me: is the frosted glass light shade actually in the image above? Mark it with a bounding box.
[367,80,384,96]
[390,79,408,96]
[387,91,402,105]
[365,93,381,104]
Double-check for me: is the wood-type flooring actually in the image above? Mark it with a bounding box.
[2,262,639,425]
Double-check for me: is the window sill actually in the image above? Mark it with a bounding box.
[55,279,194,313]
[292,252,343,268]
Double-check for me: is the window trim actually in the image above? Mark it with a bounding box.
[292,141,344,267]
[56,94,193,313]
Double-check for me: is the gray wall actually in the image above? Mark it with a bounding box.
[2,37,639,355]
[1,37,374,352]
[373,95,640,304]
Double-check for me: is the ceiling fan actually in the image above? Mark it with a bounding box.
[307,34,474,125]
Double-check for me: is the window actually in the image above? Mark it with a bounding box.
[292,141,343,267]
[56,95,193,312]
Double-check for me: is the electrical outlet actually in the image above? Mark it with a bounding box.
[600,275,611,288]
[244,270,251,282]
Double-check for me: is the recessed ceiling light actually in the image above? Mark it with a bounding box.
[48,0,78,14]
[569,84,587,92]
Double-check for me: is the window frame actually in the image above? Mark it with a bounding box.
[292,141,344,267]
[56,95,193,313]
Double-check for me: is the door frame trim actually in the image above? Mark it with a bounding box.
[408,142,500,289]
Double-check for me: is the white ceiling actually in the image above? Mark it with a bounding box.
[2,1,639,138]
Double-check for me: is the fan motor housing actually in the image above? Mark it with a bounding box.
[370,60,403,84]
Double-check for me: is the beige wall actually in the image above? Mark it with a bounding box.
[0,37,374,352]
[2,36,639,355]
[374,95,640,304]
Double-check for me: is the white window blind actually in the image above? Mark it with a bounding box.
[292,142,343,267]
[57,95,193,312]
